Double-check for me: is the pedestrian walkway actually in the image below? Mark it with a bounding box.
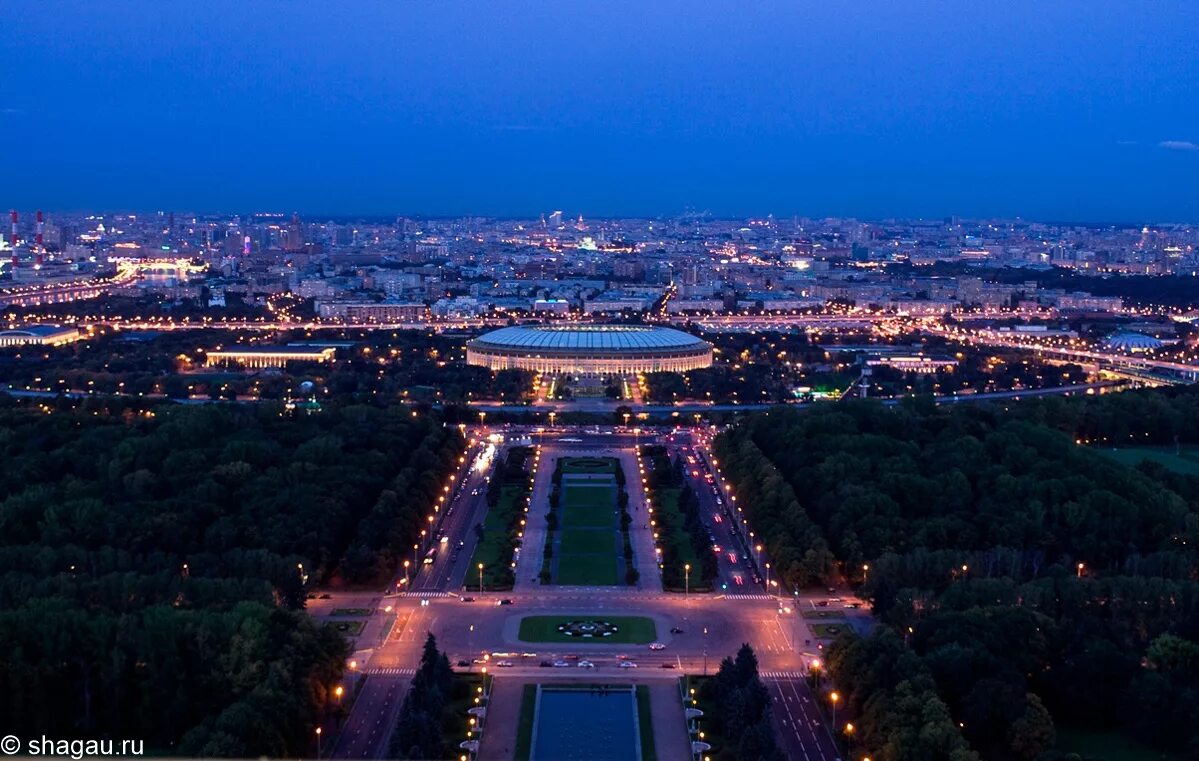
[760,671,804,679]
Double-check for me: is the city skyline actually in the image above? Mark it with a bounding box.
[4,1,1198,220]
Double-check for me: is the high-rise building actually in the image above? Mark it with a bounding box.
[283,213,305,253]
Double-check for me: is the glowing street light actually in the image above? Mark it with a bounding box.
[685,563,691,599]
[830,691,840,728]
[478,563,485,595]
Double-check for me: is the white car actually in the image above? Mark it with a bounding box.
[553,660,571,668]
[496,661,513,668]
[648,642,666,651]
[578,660,595,669]
[619,661,638,669]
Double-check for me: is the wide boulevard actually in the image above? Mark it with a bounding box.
[313,426,863,761]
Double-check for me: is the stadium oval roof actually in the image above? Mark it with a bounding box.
[1103,332,1163,351]
[468,324,709,353]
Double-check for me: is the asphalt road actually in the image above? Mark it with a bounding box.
[768,676,842,761]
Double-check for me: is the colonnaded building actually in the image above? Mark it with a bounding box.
[465,325,713,375]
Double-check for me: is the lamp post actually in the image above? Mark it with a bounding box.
[315,727,322,760]
[830,691,840,730]
[403,560,411,591]
[478,563,485,595]
[685,563,691,599]
[334,685,344,705]
[765,562,771,595]
[1076,562,1085,578]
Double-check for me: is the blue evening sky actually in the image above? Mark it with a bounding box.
[2,1,1197,221]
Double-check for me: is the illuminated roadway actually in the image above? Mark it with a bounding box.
[320,426,854,761]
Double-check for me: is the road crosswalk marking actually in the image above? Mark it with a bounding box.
[761,671,804,679]
[721,593,772,600]
[366,667,415,676]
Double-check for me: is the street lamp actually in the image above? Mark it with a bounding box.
[334,685,344,705]
[862,563,869,582]
[315,727,322,760]
[765,562,771,595]
[1076,562,1085,578]
[478,563,485,595]
[403,560,411,591]
[684,563,691,599]
[830,691,840,729]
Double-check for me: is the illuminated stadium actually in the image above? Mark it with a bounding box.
[466,325,714,375]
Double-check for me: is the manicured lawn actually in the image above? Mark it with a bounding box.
[1056,727,1181,761]
[560,528,618,555]
[325,619,365,636]
[635,685,657,761]
[556,553,620,585]
[468,485,525,589]
[517,615,658,644]
[1100,445,1199,476]
[561,457,619,474]
[810,623,848,638]
[560,503,615,528]
[552,462,621,585]
[801,609,847,620]
[562,483,613,507]
[514,684,538,761]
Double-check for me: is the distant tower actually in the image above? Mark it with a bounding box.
[35,210,44,266]
[9,210,17,269]
[283,213,305,253]
[243,234,251,256]
[548,210,563,229]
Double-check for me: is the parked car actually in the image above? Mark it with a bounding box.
[648,642,666,651]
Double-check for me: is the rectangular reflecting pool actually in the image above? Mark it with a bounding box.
[530,685,641,761]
